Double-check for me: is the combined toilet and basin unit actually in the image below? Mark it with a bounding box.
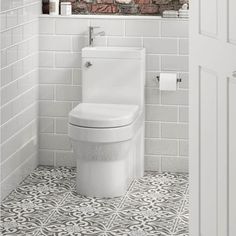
[68,47,146,198]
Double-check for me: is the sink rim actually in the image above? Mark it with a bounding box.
[82,46,145,52]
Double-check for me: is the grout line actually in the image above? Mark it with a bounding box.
[34,191,71,236]
[1,47,38,71]
[0,144,38,183]
[1,67,38,90]
[106,179,136,230]
[144,136,188,141]
[0,150,38,194]
[122,19,125,37]
[0,1,41,14]
[0,18,39,34]
[0,84,37,112]
[1,119,37,147]
[172,182,189,234]
[35,33,189,40]
[2,33,38,52]
[0,101,37,131]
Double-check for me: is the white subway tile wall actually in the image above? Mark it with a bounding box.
[38,16,189,172]
[0,0,41,200]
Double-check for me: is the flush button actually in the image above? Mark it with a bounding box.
[85,61,92,68]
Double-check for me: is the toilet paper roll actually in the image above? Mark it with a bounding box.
[159,73,177,91]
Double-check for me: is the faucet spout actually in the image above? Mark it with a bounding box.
[89,26,105,47]
[95,31,105,36]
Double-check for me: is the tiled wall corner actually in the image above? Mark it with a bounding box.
[38,16,189,173]
[0,0,41,201]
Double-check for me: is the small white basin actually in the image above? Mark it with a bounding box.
[82,46,145,59]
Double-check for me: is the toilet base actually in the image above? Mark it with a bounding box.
[71,124,144,198]
[76,158,130,198]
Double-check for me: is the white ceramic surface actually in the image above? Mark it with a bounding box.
[82,47,145,107]
[68,47,145,197]
[69,103,139,128]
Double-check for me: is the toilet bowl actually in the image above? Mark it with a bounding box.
[69,103,144,197]
[68,47,145,198]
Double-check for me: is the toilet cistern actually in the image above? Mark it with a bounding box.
[89,26,105,46]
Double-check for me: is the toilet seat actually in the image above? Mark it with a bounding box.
[69,103,139,128]
[68,106,144,143]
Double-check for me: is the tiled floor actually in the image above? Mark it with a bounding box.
[0,166,189,236]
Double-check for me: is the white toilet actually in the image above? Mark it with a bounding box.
[68,47,145,198]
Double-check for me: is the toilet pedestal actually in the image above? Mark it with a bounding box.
[71,123,144,198]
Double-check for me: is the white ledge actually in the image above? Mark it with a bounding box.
[39,14,188,21]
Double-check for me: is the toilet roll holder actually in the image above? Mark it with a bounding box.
[156,76,182,83]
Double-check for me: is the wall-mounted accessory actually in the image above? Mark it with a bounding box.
[61,2,72,16]
[162,10,179,18]
[115,0,132,4]
[156,73,181,91]
[49,0,59,15]
[89,26,105,47]
[42,0,49,14]
[179,3,189,18]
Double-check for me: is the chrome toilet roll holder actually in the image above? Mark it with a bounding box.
[156,76,182,83]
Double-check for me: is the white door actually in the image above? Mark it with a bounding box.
[189,0,236,235]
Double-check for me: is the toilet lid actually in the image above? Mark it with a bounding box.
[69,103,139,128]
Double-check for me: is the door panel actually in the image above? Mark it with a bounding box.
[228,0,236,44]
[200,68,218,236]
[190,0,236,235]
[200,0,218,37]
[229,79,236,236]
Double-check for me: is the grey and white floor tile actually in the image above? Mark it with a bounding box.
[0,166,189,236]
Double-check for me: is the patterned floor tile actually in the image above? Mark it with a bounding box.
[0,166,189,236]
[37,191,123,236]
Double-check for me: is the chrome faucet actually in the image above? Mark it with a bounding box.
[89,26,105,47]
